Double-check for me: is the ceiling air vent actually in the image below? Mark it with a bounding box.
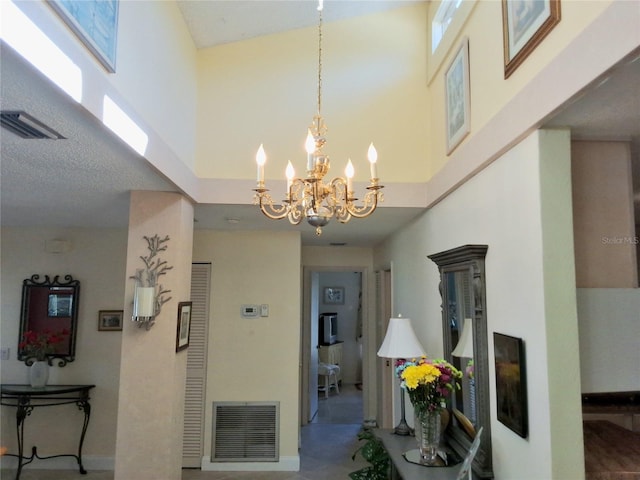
[0,111,65,139]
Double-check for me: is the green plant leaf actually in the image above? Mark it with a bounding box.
[349,428,391,479]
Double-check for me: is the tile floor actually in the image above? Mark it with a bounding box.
[1,385,368,480]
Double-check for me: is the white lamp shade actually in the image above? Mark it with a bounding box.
[452,318,474,358]
[133,286,155,317]
[377,317,426,359]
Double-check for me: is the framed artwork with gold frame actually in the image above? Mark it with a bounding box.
[502,0,561,78]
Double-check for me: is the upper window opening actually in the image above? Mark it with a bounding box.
[432,0,462,53]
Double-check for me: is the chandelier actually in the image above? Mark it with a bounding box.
[253,0,384,236]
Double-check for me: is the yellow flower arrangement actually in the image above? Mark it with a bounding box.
[401,362,441,390]
[396,356,462,413]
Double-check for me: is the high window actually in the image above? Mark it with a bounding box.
[432,0,462,53]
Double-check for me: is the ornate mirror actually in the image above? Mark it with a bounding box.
[18,274,80,366]
[428,245,492,478]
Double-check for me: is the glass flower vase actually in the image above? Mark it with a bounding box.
[29,361,49,388]
[415,409,441,465]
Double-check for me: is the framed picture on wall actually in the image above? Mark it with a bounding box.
[47,0,119,72]
[445,37,470,155]
[98,310,123,331]
[176,302,192,352]
[494,332,528,437]
[323,287,344,305]
[502,0,561,78]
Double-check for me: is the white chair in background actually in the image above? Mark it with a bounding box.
[317,362,340,399]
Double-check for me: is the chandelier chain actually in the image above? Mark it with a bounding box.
[252,0,383,235]
[317,6,323,117]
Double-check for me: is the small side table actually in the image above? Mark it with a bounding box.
[376,429,462,480]
[1,384,96,480]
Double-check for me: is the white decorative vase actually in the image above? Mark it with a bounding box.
[29,361,49,388]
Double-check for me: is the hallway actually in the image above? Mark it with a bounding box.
[2,385,368,480]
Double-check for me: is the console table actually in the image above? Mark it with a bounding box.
[1,384,96,480]
[376,429,464,480]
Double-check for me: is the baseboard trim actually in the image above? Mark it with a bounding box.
[0,455,114,471]
[200,455,300,471]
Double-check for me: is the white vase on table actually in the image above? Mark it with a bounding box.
[29,361,49,388]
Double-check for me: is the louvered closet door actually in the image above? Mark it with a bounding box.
[183,263,211,467]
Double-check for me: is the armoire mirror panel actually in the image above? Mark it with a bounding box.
[428,245,493,479]
[18,274,80,366]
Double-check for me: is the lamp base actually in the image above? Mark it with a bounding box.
[394,386,414,436]
[393,418,414,436]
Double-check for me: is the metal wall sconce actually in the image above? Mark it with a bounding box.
[130,234,173,330]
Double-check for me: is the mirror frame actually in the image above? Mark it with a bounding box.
[18,274,80,366]
[428,245,493,478]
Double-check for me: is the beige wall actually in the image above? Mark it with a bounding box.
[577,288,640,393]
[5,0,198,192]
[196,3,430,184]
[0,227,127,467]
[376,130,584,479]
[113,1,198,168]
[115,191,194,480]
[572,141,637,287]
[193,230,301,470]
[425,0,612,176]
[3,0,639,476]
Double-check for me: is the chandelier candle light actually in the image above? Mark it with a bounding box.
[253,0,384,236]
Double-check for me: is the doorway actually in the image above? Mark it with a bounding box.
[301,268,367,426]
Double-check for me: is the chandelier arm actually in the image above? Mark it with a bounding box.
[345,188,385,219]
[253,190,290,220]
[327,178,352,223]
[287,179,306,224]
[287,207,304,225]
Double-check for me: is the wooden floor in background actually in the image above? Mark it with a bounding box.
[583,420,640,480]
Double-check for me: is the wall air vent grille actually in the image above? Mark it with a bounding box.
[211,401,279,462]
[0,111,65,139]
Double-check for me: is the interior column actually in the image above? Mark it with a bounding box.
[114,191,194,480]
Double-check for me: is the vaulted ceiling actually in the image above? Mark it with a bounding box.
[1,2,638,248]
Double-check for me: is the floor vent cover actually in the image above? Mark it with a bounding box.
[211,401,279,462]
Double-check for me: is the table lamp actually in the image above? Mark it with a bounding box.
[452,318,474,358]
[377,315,426,435]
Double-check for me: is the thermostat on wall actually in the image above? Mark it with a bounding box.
[241,305,259,318]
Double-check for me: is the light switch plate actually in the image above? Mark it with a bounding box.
[1,347,10,360]
[260,304,269,317]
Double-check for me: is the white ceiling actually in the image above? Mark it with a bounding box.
[177,0,424,48]
[1,3,639,249]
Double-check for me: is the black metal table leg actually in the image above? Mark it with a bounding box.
[14,397,33,480]
[76,398,92,474]
[1,385,96,477]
